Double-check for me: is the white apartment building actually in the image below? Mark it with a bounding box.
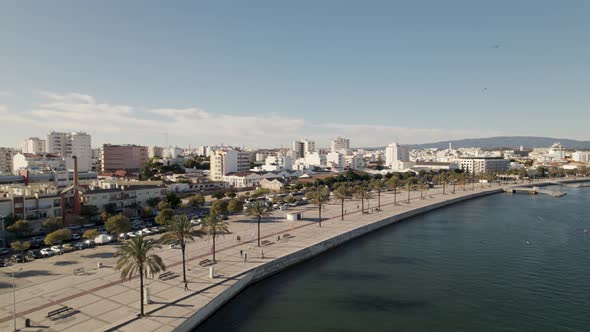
[385,142,410,169]
[344,154,364,170]
[12,153,66,174]
[456,157,510,174]
[292,139,315,159]
[330,137,350,152]
[261,154,293,172]
[209,150,251,181]
[22,137,46,154]
[303,151,326,167]
[326,151,345,170]
[572,151,590,162]
[0,147,17,174]
[549,142,565,160]
[82,185,164,212]
[47,131,92,172]
[148,146,164,158]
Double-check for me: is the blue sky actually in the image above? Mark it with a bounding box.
[1,0,589,148]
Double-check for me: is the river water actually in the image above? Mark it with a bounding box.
[198,186,590,332]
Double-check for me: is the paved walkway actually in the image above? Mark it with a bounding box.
[0,179,579,331]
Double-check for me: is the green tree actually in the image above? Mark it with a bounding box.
[100,212,110,223]
[225,191,237,198]
[105,215,132,234]
[141,206,154,218]
[83,229,100,240]
[160,215,202,283]
[227,199,243,214]
[332,184,350,221]
[44,228,72,245]
[7,220,32,237]
[353,185,373,214]
[306,185,331,227]
[10,240,31,259]
[157,200,170,211]
[166,192,181,209]
[115,236,165,317]
[211,200,228,215]
[188,194,205,208]
[155,208,174,225]
[246,201,272,247]
[370,179,385,210]
[211,191,225,200]
[250,187,270,198]
[2,214,17,228]
[199,211,229,261]
[284,196,295,203]
[146,197,160,208]
[386,176,400,206]
[42,217,64,232]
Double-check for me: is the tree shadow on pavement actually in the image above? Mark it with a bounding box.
[54,261,78,266]
[0,282,11,289]
[11,270,58,278]
[82,252,114,259]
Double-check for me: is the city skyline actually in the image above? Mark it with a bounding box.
[1,1,590,147]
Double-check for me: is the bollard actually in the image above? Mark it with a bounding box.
[209,266,215,279]
[144,286,152,304]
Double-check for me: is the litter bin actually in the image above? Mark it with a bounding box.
[25,318,31,327]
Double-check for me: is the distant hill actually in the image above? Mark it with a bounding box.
[407,136,590,150]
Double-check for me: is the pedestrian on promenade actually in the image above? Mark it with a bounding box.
[244,253,248,262]
[184,282,189,291]
[240,249,243,257]
[261,250,264,259]
[357,204,359,208]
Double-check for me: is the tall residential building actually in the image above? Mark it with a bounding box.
[330,137,350,152]
[100,144,148,173]
[148,146,164,158]
[0,147,17,174]
[12,153,66,174]
[385,142,410,169]
[22,137,46,154]
[46,131,92,172]
[292,139,315,159]
[209,150,251,181]
[572,151,590,162]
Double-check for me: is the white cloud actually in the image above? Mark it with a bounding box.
[0,91,507,147]
[0,91,10,97]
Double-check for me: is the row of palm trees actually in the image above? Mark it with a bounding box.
[115,212,229,317]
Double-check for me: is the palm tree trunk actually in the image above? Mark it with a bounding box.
[181,244,187,283]
[443,181,446,195]
[361,198,364,213]
[139,265,145,316]
[407,185,411,203]
[212,231,216,261]
[341,200,344,221]
[318,204,322,227]
[377,191,381,210]
[394,188,397,205]
[257,217,261,247]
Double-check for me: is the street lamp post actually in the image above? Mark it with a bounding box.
[7,266,22,332]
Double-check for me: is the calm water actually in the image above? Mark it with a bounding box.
[198,186,590,332]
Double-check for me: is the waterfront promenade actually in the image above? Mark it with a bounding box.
[0,179,584,331]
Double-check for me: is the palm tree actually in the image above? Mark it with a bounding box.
[386,176,400,206]
[353,185,373,214]
[160,215,201,283]
[115,236,165,317]
[306,185,331,227]
[405,178,416,203]
[246,201,272,247]
[332,184,350,221]
[199,211,229,261]
[369,179,385,210]
[439,173,447,195]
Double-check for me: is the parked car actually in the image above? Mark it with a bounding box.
[26,250,43,260]
[71,233,81,241]
[94,234,113,245]
[119,233,129,240]
[9,254,26,263]
[144,221,154,227]
[31,236,44,243]
[0,248,9,255]
[150,227,160,234]
[62,244,75,252]
[83,239,95,247]
[127,232,136,238]
[141,228,152,235]
[73,242,86,250]
[0,259,7,267]
[50,245,64,255]
[40,248,56,257]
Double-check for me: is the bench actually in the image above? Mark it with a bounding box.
[261,240,272,246]
[199,259,214,266]
[47,306,72,319]
[158,271,174,280]
[73,267,85,276]
[282,233,291,239]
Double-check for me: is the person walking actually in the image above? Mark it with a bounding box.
[244,253,248,262]
[260,249,264,259]
[184,282,189,291]
[240,249,243,257]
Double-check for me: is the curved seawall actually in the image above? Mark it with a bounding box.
[175,188,504,332]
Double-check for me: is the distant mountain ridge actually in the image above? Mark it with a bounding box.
[406,136,590,150]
